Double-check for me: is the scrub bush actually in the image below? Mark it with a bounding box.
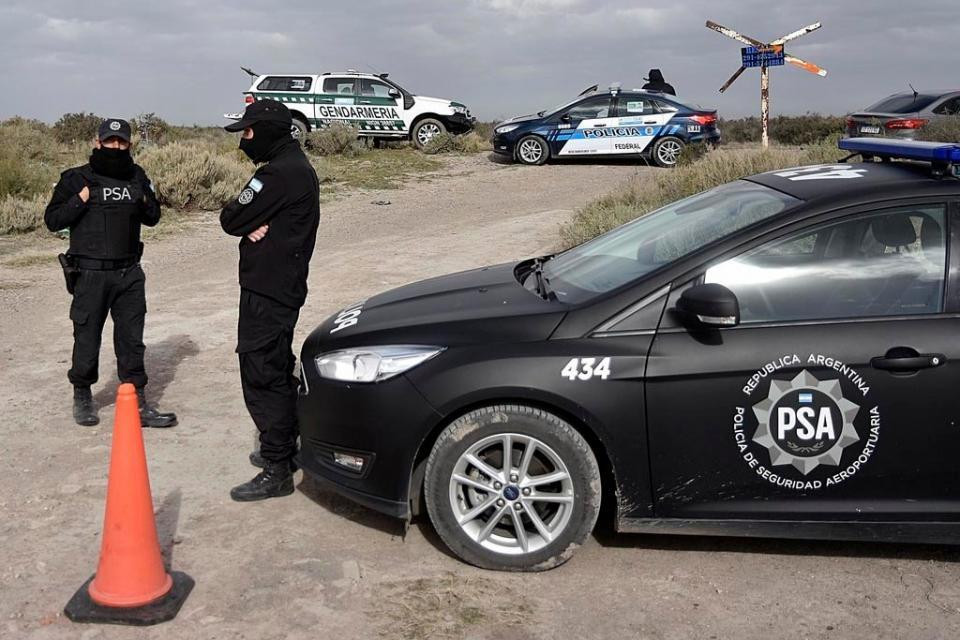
[719,114,844,145]
[0,193,47,235]
[53,112,102,144]
[305,123,366,156]
[560,138,842,247]
[137,142,249,210]
[132,113,171,145]
[917,117,960,143]
[421,131,491,154]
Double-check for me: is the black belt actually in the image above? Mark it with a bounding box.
[71,256,139,271]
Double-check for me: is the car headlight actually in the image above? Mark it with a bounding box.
[314,345,444,383]
[451,104,468,115]
[495,124,520,134]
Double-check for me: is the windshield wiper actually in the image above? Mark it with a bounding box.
[530,257,553,300]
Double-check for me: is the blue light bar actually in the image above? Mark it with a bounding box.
[838,137,960,165]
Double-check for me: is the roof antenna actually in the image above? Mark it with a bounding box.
[240,66,259,79]
[908,82,918,99]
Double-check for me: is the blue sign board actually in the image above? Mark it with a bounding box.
[741,46,785,67]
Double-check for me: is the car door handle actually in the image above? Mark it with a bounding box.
[359,99,373,104]
[592,123,607,128]
[871,347,945,372]
[642,120,657,124]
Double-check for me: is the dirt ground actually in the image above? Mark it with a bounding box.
[1,153,958,640]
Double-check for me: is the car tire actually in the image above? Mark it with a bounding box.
[424,404,601,572]
[651,135,684,168]
[515,135,549,166]
[412,118,446,149]
[291,117,309,143]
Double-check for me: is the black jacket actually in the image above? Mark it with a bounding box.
[220,138,320,309]
[44,163,160,260]
[641,80,676,96]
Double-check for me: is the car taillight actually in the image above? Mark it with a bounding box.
[244,95,254,104]
[845,117,856,128]
[691,114,717,126]
[885,118,928,130]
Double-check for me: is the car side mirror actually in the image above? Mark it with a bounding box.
[388,89,401,98]
[676,283,740,329]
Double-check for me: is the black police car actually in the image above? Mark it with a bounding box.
[492,84,720,167]
[297,138,960,571]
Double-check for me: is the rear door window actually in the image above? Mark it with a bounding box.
[322,78,356,95]
[257,76,312,92]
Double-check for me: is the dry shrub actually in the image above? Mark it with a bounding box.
[422,131,491,154]
[561,138,842,246]
[305,123,365,156]
[137,142,249,210]
[0,193,47,234]
[53,112,102,144]
[720,114,845,145]
[917,116,960,143]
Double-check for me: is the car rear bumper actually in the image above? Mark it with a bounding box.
[295,364,442,520]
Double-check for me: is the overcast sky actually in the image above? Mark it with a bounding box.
[0,0,954,125]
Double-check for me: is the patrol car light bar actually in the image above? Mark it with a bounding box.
[838,137,960,176]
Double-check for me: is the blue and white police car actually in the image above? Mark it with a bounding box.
[492,84,721,167]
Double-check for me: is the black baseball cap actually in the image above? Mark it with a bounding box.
[224,99,292,132]
[98,118,132,142]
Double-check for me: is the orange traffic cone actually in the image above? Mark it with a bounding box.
[65,383,193,625]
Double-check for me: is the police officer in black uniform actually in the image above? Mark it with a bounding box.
[641,68,677,96]
[44,118,178,428]
[220,100,320,501]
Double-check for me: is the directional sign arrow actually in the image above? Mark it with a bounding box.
[719,65,747,93]
[785,54,828,76]
[705,20,764,48]
[772,22,822,45]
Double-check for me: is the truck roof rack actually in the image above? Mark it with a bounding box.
[838,137,960,178]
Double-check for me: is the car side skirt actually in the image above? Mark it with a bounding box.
[618,517,960,545]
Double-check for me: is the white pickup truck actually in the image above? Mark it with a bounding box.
[225,69,474,149]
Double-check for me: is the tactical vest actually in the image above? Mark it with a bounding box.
[68,165,144,260]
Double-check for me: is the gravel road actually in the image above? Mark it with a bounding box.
[1,154,957,640]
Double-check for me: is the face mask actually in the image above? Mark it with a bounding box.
[90,146,135,180]
[239,121,291,163]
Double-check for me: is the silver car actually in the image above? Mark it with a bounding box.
[845,90,960,139]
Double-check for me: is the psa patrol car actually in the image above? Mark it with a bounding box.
[296,138,960,571]
[226,69,474,148]
[492,84,720,166]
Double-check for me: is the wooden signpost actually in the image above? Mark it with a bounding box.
[706,20,827,147]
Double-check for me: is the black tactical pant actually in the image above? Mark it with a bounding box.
[237,289,300,464]
[68,265,147,388]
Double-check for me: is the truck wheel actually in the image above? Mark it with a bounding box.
[515,136,549,165]
[424,405,601,571]
[291,118,309,142]
[652,136,684,167]
[413,118,446,149]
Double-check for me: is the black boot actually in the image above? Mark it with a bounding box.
[73,386,99,427]
[230,462,295,502]
[249,449,299,471]
[135,387,178,428]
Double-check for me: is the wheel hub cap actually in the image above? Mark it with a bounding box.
[503,485,520,501]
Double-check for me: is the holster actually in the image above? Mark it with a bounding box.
[58,253,80,295]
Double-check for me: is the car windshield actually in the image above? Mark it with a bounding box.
[865,93,939,113]
[541,180,800,303]
[539,96,585,117]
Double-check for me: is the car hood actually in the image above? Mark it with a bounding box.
[304,261,567,351]
[414,95,454,108]
[497,114,542,127]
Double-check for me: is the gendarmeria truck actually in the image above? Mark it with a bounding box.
[226,70,474,149]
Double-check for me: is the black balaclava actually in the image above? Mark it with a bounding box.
[647,69,665,82]
[89,146,135,180]
[239,121,291,163]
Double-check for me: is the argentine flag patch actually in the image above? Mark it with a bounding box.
[248,177,264,193]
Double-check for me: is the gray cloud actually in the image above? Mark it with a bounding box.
[0,0,955,124]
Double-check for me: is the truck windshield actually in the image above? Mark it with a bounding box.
[541,180,800,304]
